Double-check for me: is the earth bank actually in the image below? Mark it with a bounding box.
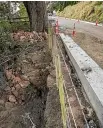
[0,31,62,128]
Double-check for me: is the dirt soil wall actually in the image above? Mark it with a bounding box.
[0,31,63,128]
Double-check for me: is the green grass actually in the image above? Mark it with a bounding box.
[57,2,103,23]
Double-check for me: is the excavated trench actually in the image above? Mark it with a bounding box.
[57,35,100,128]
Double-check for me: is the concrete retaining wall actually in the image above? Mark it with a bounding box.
[59,33,103,127]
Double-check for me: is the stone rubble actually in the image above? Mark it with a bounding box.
[11,30,48,42]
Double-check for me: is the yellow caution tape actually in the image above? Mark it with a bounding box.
[48,23,67,128]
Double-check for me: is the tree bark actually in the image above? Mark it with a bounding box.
[23,1,47,32]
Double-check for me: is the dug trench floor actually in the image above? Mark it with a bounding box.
[57,35,100,128]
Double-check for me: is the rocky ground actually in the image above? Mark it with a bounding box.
[0,31,62,128]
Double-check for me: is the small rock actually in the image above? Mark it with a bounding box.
[14,76,22,83]
[19,81,30,88]
[50,70,56,77]
[0,105,5,111]
[12,78,16,84]
[8,95,16,103]
[5,102,14,109]
[18,99,22,104]
[30,39,34,43]
[46,66,50,70]
[5,69,12,80]
[87,107,93,117]
[0,110,9,118]
[12,90,18,97]
[38,32,42,36]
[22,60,28,63]
[16,67,21,72]
[4,86,11,92]
[11,74,15,80]
[89,120,97,128]
[20,75,29,81]
[29,33,34,39]
[15,84,21,90]
[20,36,26,42]
[11,87,15,92]
[15,101,18,105]
[33,31,38,36]
[0,99,5,105]
[42,32,48,40]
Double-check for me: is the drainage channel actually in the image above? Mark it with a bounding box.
[56,35,100,128]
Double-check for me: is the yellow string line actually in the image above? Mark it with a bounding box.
[55,55,67,128]
[48,24,69,128]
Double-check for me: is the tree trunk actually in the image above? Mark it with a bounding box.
[23,1,47,32]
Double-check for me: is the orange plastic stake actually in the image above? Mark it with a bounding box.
[96,20,98,26]
[72,29,76,36]
[55,20,59,34]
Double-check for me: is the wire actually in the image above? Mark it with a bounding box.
[56,38,78,128]
[63,80,78,128]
